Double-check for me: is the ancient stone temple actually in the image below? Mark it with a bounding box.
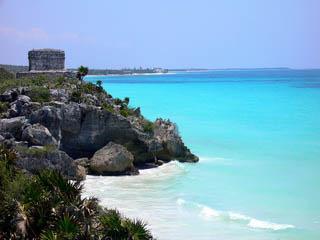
[28,49,65,71]
[16,49,76,79]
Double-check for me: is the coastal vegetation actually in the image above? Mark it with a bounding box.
[0,145,154,239]
[0,63,198,238]
[76,66,89,83]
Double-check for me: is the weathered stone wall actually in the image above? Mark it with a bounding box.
[16,71,76,79]
[28,49,65,71]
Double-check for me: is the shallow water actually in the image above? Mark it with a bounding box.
[84,69,320,239]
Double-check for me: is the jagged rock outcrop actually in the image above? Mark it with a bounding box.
[0,82,198,178]
[90,142,136,175]
[28,103,198,165]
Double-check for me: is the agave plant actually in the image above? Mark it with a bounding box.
[123,219,153,240]
[0,144,155,240]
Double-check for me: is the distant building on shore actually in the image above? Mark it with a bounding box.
[16,49,76,79]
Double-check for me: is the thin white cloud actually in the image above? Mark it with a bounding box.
[0,26,49,41]
[0,26,95,44]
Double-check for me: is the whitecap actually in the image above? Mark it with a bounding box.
[176,198,186,206]
[228,212,251,221]
[198,205,220,219]
[247,218,294,230]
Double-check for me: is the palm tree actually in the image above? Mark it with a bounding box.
[77,66,89,84]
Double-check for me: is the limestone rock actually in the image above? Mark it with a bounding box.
[75,165,87,180]
[153,118,199,162]
[0,116,27,139]
[90,142,136,175]
[21,123,57,146]
[9,95,41,118]
[15,146,79,180]
[30,106,62,141]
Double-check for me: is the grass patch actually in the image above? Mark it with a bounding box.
[16,145,57,158]
[27,87,50,103]
[0,68,15,80]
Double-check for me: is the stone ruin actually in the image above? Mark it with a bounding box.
[16,49,76,79]
[28,49,65,71]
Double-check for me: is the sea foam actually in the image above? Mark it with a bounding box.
[176,199,295,231]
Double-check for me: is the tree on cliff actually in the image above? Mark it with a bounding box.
[77,65,89,83]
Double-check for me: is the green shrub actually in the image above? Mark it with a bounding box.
[120,108,129,117]
[101,102,115,113]
[28,87,50,103]
[32,75,46,86]
[119,105,135,117]
[0,102,9,114]
[81,82,96,94]
[70,90,82,103]
[114,98,123,105]
[142,120,154,133]
[96,80,103,92]
[55,76,65,87]
[124,97,130,105]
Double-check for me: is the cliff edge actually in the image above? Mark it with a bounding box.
[0,76,198,179]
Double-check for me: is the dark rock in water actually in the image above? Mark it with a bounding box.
[15,146,81,180]
[153,118,199,162]
[21,123,58,146]
[0,116,27,139]
[89,142,137,175]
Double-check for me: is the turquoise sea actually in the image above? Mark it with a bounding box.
[84,69,320,240]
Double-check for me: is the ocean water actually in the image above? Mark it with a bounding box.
[84,69,320,240]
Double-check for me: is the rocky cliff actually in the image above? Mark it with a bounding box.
[0,79,198,179]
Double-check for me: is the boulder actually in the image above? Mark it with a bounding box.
[21,123,58,146]
[0,116,27,139]
[89,142,136,175]
[15,146,81,180]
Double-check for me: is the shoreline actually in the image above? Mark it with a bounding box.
[86,72,176,77]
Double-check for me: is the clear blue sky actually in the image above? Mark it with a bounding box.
[0,0,319,69]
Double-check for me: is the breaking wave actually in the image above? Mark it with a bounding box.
[176,199,295,231]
